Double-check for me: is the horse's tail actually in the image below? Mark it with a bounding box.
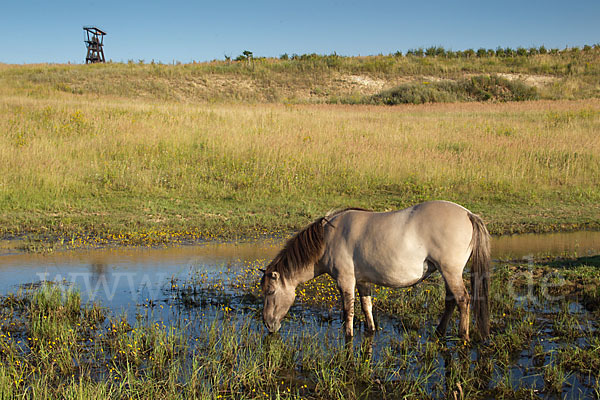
[468,212,491,339]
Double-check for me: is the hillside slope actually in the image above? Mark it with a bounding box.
[1,47,599,104]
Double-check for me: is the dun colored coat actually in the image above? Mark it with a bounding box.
[260,201,491,340]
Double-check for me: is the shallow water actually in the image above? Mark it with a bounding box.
[0,231,598,310]
[0,231,596,325]
[0,242,279,317]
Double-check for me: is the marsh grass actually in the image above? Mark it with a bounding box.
[1,254,600,398]
[231,255,600,398]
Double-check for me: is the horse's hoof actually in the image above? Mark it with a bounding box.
[364,328,376,336]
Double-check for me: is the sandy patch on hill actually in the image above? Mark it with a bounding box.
[495,73,558,87]
[333,74,387,94]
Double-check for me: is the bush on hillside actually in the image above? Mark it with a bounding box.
[368,75,539,105]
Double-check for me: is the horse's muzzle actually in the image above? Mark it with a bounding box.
[264,319,281,333]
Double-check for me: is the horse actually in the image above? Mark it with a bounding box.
[260,200,491,340]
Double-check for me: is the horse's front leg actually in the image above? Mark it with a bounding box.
[357,283,376,333]
[337,280,356,337]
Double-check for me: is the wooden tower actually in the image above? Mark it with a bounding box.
[83,26,106,63]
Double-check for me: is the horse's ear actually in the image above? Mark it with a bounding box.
[270,271,280,281]
[259,268,266,274]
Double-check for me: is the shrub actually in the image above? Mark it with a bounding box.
[368,75,538,105]
[463,75,539,101]
[425,47,437,57]
[371,82,459,105]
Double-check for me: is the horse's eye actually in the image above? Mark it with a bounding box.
[265,289,275,296]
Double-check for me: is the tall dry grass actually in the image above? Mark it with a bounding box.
[1,87,599,238]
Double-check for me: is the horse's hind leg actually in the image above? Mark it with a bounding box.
[357,283,376,333]
[436,282,456,337]
[439,271,471,341]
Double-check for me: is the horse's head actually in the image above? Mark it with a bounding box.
[259,216,330,333]
[260,269,295,333]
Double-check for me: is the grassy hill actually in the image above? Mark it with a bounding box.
[1,48,599,248]
[1,46,599,104]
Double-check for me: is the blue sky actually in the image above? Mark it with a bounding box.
[1,0,599,64]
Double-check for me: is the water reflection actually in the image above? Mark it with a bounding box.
[90,261,107,285]
[492,230,600,259]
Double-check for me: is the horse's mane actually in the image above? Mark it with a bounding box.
[266,208,370,279]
